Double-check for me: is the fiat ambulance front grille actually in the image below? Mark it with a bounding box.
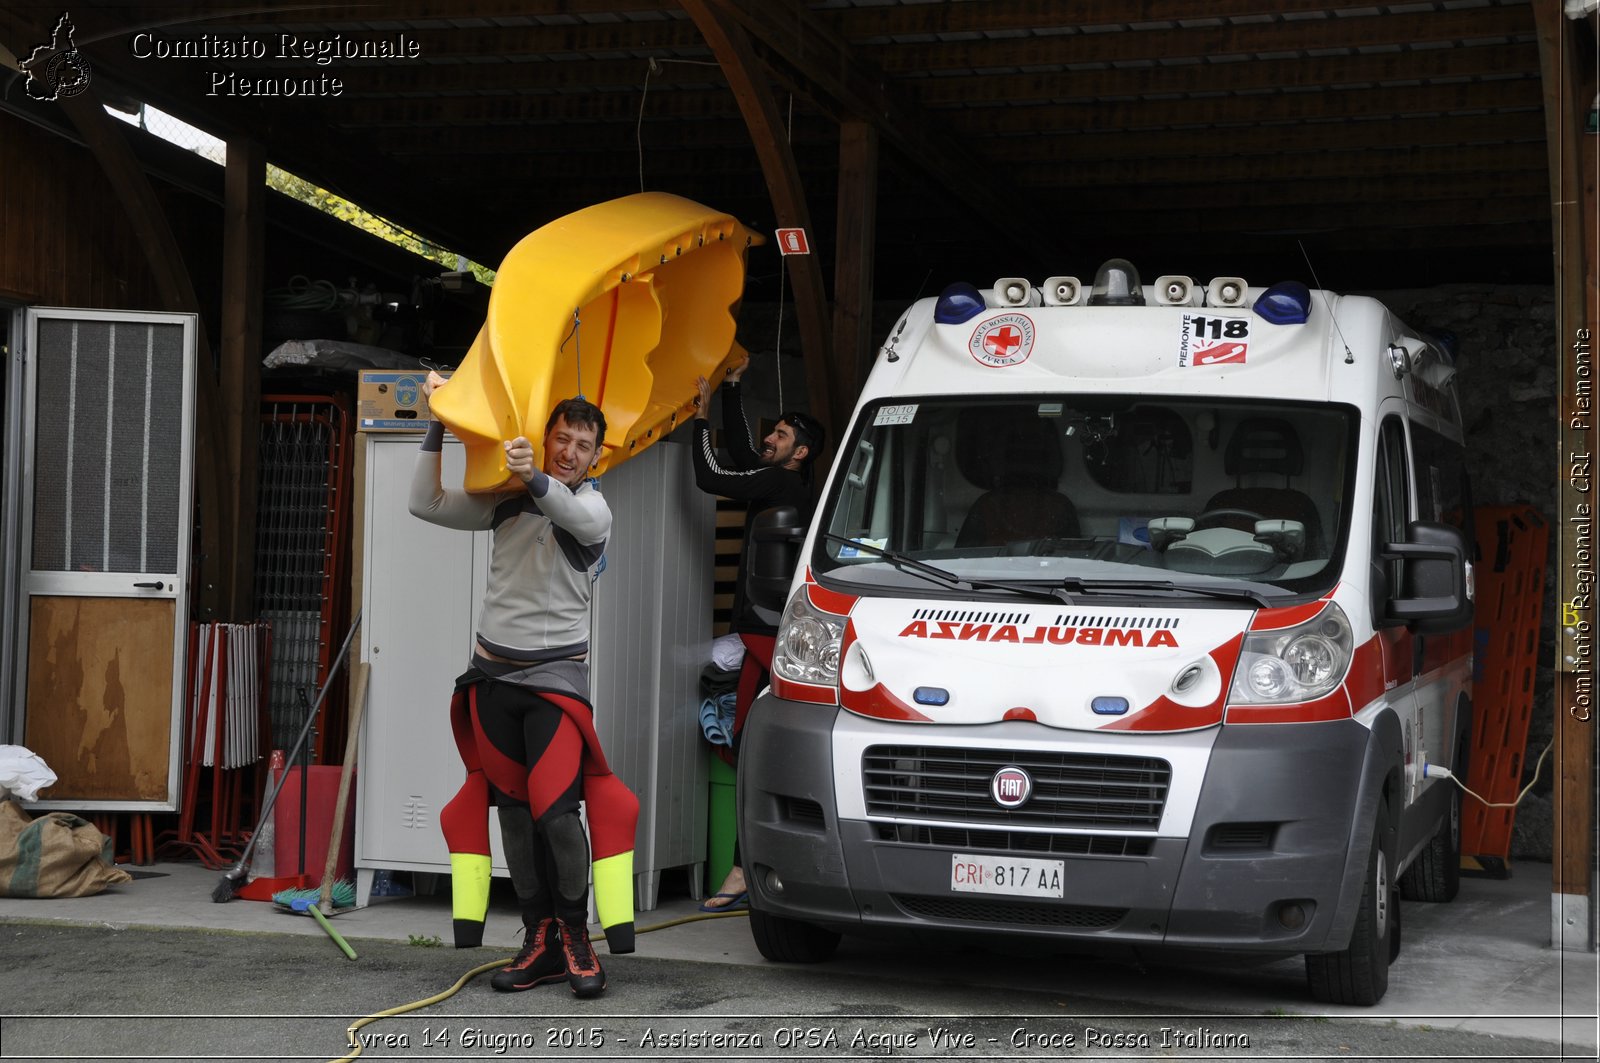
[862,745,1170,831]
[875,824,1155,858]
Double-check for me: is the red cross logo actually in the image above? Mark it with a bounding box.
[968,313,1035,367]
[984,325,1024,358]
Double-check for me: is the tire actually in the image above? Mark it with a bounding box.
[1306,798,1393,1006]
[1400,772,1462,903]
[748,907,841,963]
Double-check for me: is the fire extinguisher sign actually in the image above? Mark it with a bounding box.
[775,228,810,255]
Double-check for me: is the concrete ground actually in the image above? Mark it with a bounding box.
[0,858,1594,1061]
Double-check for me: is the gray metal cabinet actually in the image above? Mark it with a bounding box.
[353,434,712,911]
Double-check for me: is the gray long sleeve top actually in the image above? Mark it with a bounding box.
[409,424,611,661]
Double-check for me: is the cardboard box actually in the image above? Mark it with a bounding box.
[357,370,446,431]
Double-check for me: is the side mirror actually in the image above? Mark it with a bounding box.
[1381,520,1473,634]
[747,505,804,614]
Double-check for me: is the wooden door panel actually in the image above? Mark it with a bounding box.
[24,595,175,802]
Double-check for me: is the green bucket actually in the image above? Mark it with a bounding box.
[707,754,737,894]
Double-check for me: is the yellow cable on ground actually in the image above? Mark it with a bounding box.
[330,909,750,1063]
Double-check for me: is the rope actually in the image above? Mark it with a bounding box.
[330,908,750,1062]
[560,309,584,400]
[636,57,720,194]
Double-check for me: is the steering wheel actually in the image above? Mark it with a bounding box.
[1193,507,1266,531]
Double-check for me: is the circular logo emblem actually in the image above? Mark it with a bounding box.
[47,51,92,99]
[396,377,421,408]
[990,765,1033,809]
[968,313,1035,368]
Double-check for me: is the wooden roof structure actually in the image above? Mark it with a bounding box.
[0,0,1594,948]
[4,1,1567,292]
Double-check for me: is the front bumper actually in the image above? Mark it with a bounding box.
[738,693,1381,955]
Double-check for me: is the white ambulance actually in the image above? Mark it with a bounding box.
[737,259,1474,1006]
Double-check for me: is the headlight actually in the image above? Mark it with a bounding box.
[1229,603,1353,704]
[772,586,847,686]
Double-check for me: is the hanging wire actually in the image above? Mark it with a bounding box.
[774,91,794,412]
[636,56,721,194]
[636,58,658,193]
[560,309,584,399]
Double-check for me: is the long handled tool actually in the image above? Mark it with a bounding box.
[212,610,362,903]
[317,659,369,914]
[272,661,370,960]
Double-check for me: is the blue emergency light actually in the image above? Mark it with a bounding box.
[1253,281,1312,325]
[933,282,985,325]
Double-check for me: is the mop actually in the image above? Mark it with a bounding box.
[274,660,370,960]
[212,611,361,903]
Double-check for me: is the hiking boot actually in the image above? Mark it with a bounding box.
[490,918,565,992]
[556,917,606,998]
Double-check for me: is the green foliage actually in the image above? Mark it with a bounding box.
[406,933,444,948]
[266,165,496,286]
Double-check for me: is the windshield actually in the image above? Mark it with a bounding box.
[814,395,1357,601]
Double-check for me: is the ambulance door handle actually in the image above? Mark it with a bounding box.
[1412,635,1425,676]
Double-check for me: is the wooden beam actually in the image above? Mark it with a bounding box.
[220,138,264,621]
[320,73,1539,132]
[829,0,1492,36]
[325,86,753,127]
[986,194,1551,238]
[183,0,676,23]
[932,80,1544,137]
[866,7,1535,74]
[299,56,708,96]
[324,37,1536,103]
[832,120,878,397]
[677,0,840,437]
[52,88,229,623]
[364,116,826,155]
[975,112,1547,162]
[907,43,1543,107]
[1007,142,1550,186]
[1001,170,1550,211]
[1533,0,1596,950]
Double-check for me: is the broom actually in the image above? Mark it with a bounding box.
[273,661,369,961]
[212,611,362,903]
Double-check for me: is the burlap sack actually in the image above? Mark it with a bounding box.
[0,799,132,897]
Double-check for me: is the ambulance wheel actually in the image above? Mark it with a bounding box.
[749,908,841,963]
[1306,798,1392,1006]
[1400,764,1462,903]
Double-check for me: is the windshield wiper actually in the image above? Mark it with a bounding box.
[1054,577,1272,608]
[823,534,1068,603]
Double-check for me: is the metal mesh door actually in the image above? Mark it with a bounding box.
[30,318,186,575]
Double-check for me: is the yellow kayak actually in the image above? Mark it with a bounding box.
[429,192,763,490]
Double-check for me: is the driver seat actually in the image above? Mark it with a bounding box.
[1204,418,1325,556]
[955,410,1079,548]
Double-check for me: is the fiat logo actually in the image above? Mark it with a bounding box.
[991,765,1033,809]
